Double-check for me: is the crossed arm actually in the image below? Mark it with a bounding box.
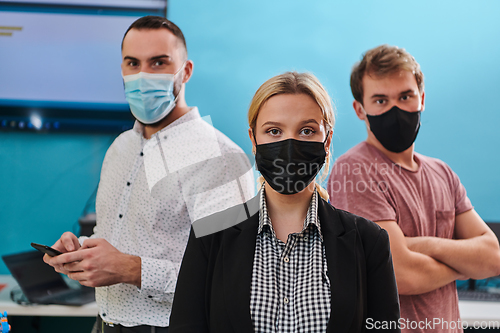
[377,209,500,295]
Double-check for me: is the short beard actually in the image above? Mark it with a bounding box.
[172,70,183,98]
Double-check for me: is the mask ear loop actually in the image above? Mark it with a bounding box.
[315,130,332,201]
[251,128,258,154]
[323,130,330,143]
[360,104,369,116]
[252,128,258,144]
[170,61,187,108]
[251,128,267,191]
[323,130,332,155]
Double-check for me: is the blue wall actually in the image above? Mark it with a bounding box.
[1,0,499,274]
[0,132,114,275]
[169,0,500,218]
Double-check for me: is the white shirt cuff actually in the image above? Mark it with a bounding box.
[138,257,179,302]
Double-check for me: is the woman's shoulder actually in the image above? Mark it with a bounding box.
[320,198,380,231]
[328,203,391,261]
[190,193,261,248]
[336,207,382,234]
[191,208,260,253]
[320,199,388,250]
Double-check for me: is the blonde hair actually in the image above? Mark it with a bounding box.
[248,71,335,201]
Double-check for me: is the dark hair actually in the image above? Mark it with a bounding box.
[350,44,424,104]
[121,16,187,57]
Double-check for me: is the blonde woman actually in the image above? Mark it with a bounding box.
[170,72,400,333]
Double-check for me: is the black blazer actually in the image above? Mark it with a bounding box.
[170,195,400,333]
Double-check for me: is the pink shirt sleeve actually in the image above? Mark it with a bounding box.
[328,155,397,223]
[449,165,473,215]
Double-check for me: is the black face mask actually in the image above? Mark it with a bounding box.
[366,105,421,153]
[255,137,327,195]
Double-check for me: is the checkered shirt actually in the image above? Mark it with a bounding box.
[250,185,331,333]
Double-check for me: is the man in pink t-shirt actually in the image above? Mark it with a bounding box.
[328,45,500,333]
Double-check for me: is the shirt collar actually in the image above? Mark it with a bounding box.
[132,107,201,139]
[257,183,323,241]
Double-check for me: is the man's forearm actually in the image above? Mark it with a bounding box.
[407,235,500,279]
[376,220,465,295]
[397,249,463,295]
[121,254,142,287]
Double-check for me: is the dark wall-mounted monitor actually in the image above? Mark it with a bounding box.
[0,0,167,132]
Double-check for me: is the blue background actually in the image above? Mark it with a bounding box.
[1,0,499,274]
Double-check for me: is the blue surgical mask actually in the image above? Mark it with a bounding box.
[122,64,184,124]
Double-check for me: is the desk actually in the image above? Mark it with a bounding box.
[459,301,500,326]
[1,274,500,325]
[0,275,98,317]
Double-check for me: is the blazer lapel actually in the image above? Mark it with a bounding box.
[220,196,359,332]
[222,196,260,333]
[319,199,358,333]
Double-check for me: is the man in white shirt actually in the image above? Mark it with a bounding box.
[44,16,254,332]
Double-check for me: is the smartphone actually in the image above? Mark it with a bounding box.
[31,242,63,257]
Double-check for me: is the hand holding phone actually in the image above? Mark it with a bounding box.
[31,242,63,257]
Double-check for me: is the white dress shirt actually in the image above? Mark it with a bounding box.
[83,107,254,327]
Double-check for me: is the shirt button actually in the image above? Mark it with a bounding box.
[127,182,131,186]
[283,297,289,304]
[102,313,107,317]
[148,295,153,299]
[304,236,308,241]
[283,257,289,263]
[119,214,123,218]
[140,152,144,156]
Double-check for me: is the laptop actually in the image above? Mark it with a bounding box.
[1,250,95,306]
[487,222,500,244]
[457,222,500,301]
[488,222,500,278]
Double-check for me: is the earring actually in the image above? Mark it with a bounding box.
[252,146,256,155]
